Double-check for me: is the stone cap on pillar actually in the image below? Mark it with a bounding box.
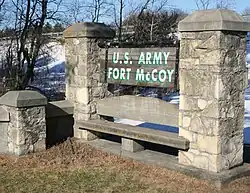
[63,22,115,39]
[178,9,250,32]
[0,90,47,108]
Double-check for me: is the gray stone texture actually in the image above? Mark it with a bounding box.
[0,91,47,156]
[122,138,145,152]
[6,105,46,155]
[179,9,250,32]
[78,119,189,150]
[178,10,248,173]
[63,22,115,140]
[0,90,47,107]
[0,122,9,153]
[63,22,115,38]
[0,106,9,122]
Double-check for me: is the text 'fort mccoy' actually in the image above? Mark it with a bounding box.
[107,52,175,83]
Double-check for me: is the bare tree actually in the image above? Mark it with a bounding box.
[215,0,235,9]
[242,7,250,16]
[0,0,4,9]
[66,0,85,23]
[1,0,63,90]
[66,0,111,23]
[79,0,112,22]
[195,0,211,10]
[194,0,235,10]
[112,0,155,42]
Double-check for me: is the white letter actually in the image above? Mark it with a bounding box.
[151,69,158,81]
[126,68,131,80]
[136,69,145,81]
[138,53,145,65]
[108,68,113,79]
[120,68,126,80]
[112,52,119,64]
[146,52,152,65]
[124,52,129,64]
[158,69,167,82]
[153,52,162,65]
[167,69,175,82]
[163,52,170,65]
[113,68,119,80]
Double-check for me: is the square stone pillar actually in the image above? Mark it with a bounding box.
[178,9,250,173]
[63,22,115,140]
[0,91,47,156]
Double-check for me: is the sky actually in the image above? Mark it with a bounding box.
[170,0,248,14]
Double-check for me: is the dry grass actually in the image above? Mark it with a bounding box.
[0,139,250,193]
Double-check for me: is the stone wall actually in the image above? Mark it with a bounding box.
[0,91,47,156]
[63,22,115,140]
[0,92,75,155]
[46,100,74,147]
[178,9,250,173]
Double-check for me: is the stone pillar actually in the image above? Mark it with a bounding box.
[178,9,250,173]
[0,91,47,156]
[63,22,115,140]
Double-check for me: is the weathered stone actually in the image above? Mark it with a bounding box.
[1,100,47,156]
[74,112,91,121]
[179,9,250,32]
[183,116,191,128]
[179,95,199,111]
[179,128,197,143]
[178,9,248,173]
[75,88,89,104]
[0,106,9,122]
[0,91,47,108]
[80,129,98,141]
[63,22,115,39]
[64,22,114,140]
[0,123,9,153]
[198,99,208,110]
[122,138,145,152]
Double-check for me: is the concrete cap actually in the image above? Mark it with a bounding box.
[0,90,47,108]
[63,22,115,39]
[179,9,250,32]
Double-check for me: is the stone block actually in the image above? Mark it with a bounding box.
[63,22,115,39]
[179,69,219,99]
[0,91,47,108]
[179,95,199,111]
[75,88,89,104]
[74,112,91,121]
[179,128,197,143]
[178,9,250,32]
[79,129,98,141]
[179,58,200,69]
[0,123,8,153]
[65,85,76,101]
[196,134,220,154]
[0,106,9,122]
[183,116,191,128]
[122,138,144,152]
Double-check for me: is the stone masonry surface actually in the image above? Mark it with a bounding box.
[3,105,46,155]
[64,23,115,139]
[178,30,247,173]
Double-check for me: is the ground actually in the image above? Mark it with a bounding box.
[0,139,250,193]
